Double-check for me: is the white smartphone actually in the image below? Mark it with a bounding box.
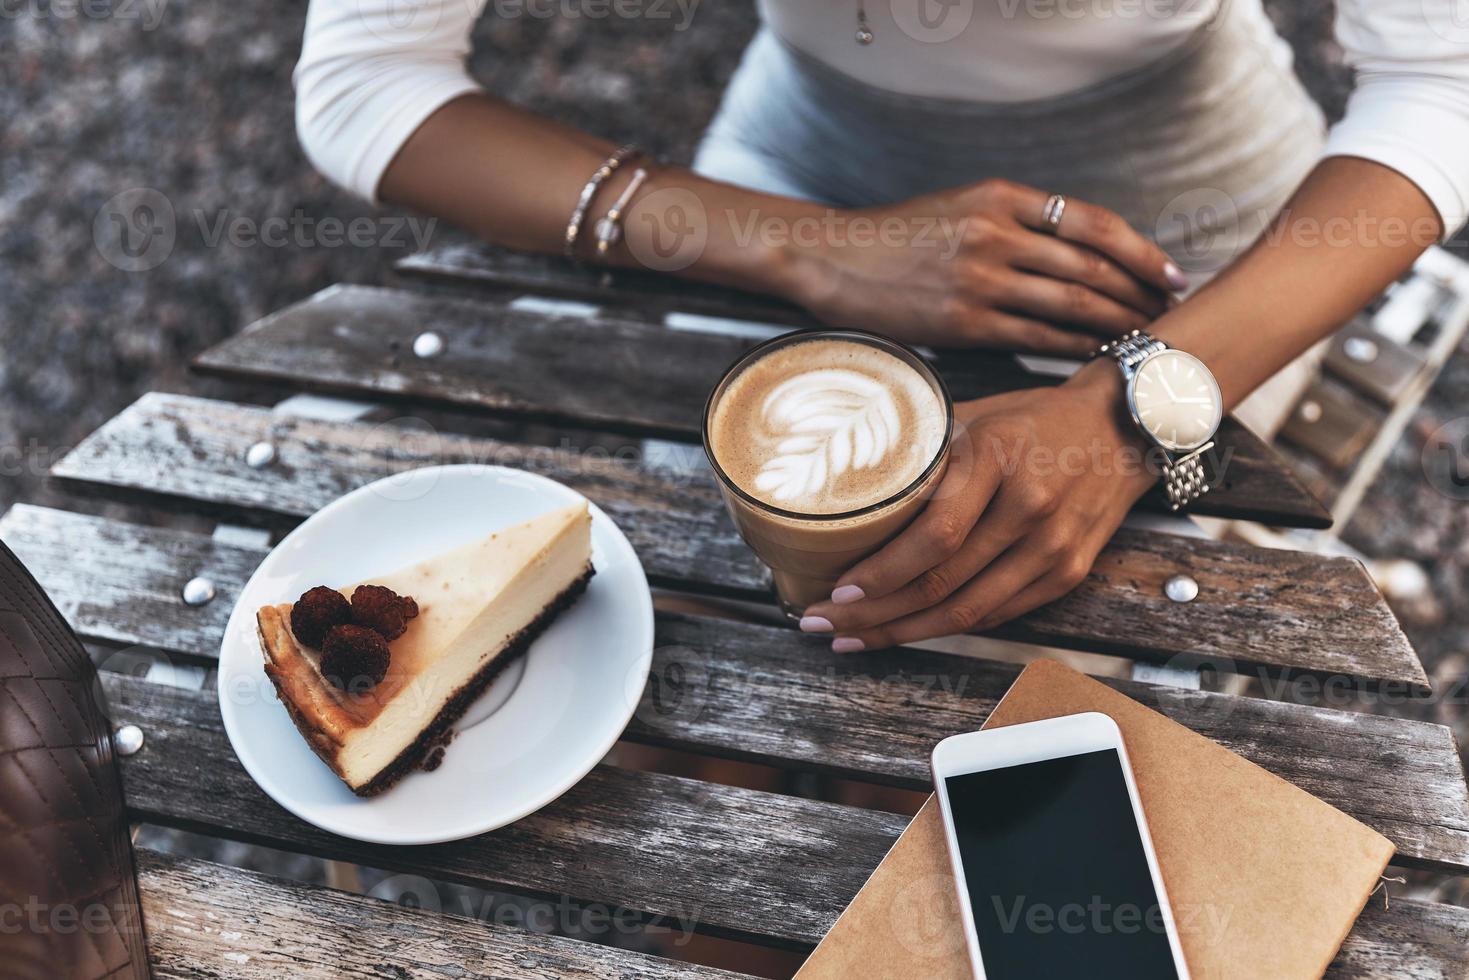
[931,712,1191,980]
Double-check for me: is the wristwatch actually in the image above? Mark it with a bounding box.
[1095,329,1224,511]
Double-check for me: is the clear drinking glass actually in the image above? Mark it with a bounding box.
[702,330,954,618]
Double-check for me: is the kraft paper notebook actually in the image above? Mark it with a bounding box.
[796,660,1394,980]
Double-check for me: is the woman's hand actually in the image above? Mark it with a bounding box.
[786,179,1188,355]
[798,363,1159,651]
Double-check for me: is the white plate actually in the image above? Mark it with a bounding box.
[217,465,654,845]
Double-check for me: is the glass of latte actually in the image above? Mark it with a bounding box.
[703,330,953,617]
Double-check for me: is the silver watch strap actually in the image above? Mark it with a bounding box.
[1162,445,1213,511]
[1095,328,1167,378]
[1097,330,1214,511]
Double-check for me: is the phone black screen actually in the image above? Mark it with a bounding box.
[943,749,1181,979]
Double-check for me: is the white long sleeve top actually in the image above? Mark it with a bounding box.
[294,0,1469,235]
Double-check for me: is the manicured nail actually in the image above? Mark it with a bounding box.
[831,585,866,604]
[800,616,834,633]
[1164,262,1189,292]
[832,637,866,654]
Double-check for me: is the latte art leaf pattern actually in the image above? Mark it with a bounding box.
[753,369,903,503]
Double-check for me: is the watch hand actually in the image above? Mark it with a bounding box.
[1158,374,1179,400]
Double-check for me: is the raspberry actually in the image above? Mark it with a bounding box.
[351,584,419,641]
[290,586,351,649]
[319,624,391,691]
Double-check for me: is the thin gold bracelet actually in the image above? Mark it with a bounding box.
[593,168,650,262]
[564,144,638,260]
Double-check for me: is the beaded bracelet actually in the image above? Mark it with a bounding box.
[563,144,639,260]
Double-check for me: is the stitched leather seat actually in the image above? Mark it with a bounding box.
[0,539,150,979]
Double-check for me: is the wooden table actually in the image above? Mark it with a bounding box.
[6,244,1467,977]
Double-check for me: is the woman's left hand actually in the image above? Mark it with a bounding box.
[799,365,1160,651]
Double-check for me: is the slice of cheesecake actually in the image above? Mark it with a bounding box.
[258,500,594,796]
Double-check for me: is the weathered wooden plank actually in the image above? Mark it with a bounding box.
[1280,378,1386,473]
[194,284,744,437]
[137,850,739,980]
[397,240,819,329]
[405,244,1334,531]
[107,674,1469,975]
[0,505,265,654]
[191,284,1330,528]
[642,615,1468,875]
[1328,897,1469,980]
[106,673,903,949]
[1323,318,1428,408]
[45,396,1416,684]
[8,506,1463,871]
[53,393,762,597]
[136,851,1469,980]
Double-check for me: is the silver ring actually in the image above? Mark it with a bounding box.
[1041,193,1067,234]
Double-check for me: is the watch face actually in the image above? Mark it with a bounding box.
[1128,350,1223,452]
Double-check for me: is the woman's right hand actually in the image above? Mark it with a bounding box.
[785,178,1188,355]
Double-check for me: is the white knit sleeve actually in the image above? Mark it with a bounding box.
[1324,0,1469,238]
[294,0,488,203]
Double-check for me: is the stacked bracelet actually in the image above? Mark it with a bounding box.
[593,168,650,261]
[564,144,639,260]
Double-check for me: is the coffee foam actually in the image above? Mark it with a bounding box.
[709,338,947,515]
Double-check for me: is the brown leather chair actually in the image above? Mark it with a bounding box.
[0,539,151,979]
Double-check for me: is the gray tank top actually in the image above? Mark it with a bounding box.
[694,0,1326,274]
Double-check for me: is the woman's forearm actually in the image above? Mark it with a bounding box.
[375,95,1188,353]
[377,93,820,298]
[1140,156,1443,410]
